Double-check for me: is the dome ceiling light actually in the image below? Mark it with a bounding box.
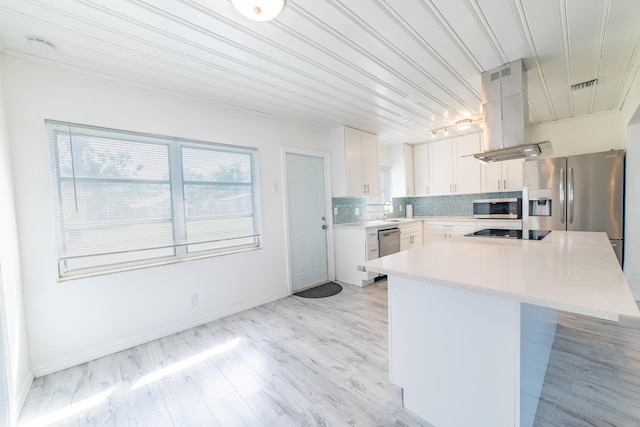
[231,0,286,22]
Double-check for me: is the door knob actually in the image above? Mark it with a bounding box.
[322,225,328,229]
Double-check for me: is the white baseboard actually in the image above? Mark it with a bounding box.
[32,291,288,377]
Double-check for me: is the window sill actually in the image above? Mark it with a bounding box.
[57,246,262,282]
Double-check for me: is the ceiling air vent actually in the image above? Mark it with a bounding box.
[571,78,598,90]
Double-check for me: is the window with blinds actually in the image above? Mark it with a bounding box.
[47,120,261,278]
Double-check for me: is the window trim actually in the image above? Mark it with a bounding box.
[46,120,262,279]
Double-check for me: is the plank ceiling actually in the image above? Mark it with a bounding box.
[1,0,639,144]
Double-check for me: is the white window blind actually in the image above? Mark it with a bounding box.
[47,121,261,278]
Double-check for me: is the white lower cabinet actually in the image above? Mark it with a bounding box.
[422,219,478,242]
[399,220,423,251]
[334,226,379,286]
[423,219,523,243]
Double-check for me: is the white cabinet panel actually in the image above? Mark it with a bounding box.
[482,162,503,192]
[399,220,422,251]
[334,227,379,286]
[476,220,523,230]
[362,131,380,196]
[455,134,482,195]
[331,126,379,197]
[423,219,477,242]
[429,139,454,196]
[413,144,430,196]
[344,127,364,196]
[391,144,414,197]
[428,134,482,196]
[481,158,524,192]
[504,158,524,191]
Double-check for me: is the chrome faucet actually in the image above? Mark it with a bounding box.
[383,201,393,219]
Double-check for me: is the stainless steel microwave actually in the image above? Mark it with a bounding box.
[472,198,522,219]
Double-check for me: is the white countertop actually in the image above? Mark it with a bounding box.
[334,218,423,229]
[362,231,640,321]
[334,217,523,229]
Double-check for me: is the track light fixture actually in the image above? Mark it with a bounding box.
[456,119,472,130]
[428,118,482,139]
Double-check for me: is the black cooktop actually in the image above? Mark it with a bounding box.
[466,229,551,240]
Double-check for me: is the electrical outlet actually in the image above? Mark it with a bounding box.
[334,207,338,215]
[190,294,198,307]
[399,205,403,212]
[354,208,359,216]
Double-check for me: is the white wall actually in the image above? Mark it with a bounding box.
[0,55,32,424]
[529,110,626,156]
[3,56,330,376]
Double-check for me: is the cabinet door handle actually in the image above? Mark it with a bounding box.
[498,180,501,189]
[426,186,429,195]
[503,179,507,190]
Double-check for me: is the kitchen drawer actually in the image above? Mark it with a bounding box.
[423,220,477,234]
[423,219,477,240]
[399,221,422,235]
[476,220,523,230]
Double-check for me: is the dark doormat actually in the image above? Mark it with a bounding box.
[294,282,343,298]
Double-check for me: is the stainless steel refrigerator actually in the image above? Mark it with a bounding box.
[523,149,625,265]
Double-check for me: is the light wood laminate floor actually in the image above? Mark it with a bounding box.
[17,280,640,427]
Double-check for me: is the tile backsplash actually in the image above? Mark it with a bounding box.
[332,191,522,224]
[331,197,368,224]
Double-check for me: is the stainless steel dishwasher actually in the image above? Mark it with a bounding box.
[378,226,401,257]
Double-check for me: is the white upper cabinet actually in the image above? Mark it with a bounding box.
[413,144,430,196]
[331,126,380,197]
[428,133,481,196]
[429,139,455,195]
[391,144,414,197]
[455,133,482,195]
[481,158,524,192]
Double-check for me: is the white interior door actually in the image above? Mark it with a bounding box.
[286,153,329,292]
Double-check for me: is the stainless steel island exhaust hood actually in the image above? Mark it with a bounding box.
[473,59,552,162]
[473,140,552,162]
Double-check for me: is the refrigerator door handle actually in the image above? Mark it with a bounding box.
[568,167,575,224]
[559,167,565,224]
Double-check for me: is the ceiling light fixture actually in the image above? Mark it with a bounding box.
[231,0,286,21]
[428,118,482,139]
[456,119,472,130]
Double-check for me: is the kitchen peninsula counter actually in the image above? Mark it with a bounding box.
[364,230,639,321]
[362,231,639,427]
